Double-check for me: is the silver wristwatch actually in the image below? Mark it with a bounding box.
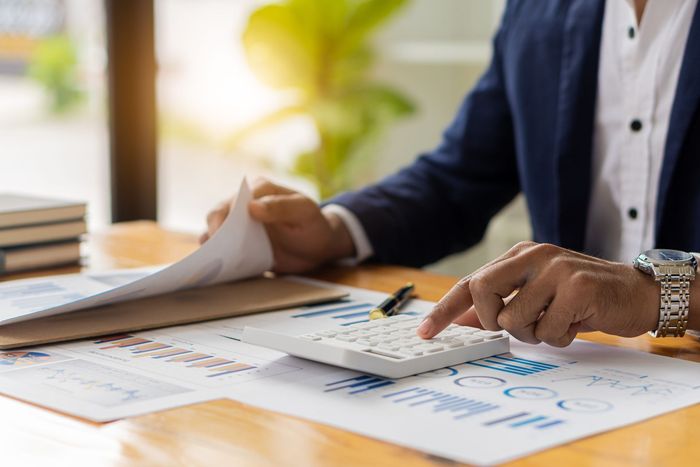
[633,249,697,338]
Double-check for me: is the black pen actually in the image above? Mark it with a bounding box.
[369,283,415,320]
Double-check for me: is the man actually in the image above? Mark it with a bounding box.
[202,0,700,347]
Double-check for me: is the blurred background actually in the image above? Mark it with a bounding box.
[0,0,529,276]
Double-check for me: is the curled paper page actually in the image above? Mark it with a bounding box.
[0,179,274,325]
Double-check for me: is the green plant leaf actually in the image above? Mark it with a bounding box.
[338,0,408,54]
[28,35,83,113]
[242,4,319,92]
[240,0,414,197]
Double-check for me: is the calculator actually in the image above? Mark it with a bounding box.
[241,314,510,378]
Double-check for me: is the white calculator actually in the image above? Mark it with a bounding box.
[241,314,510,378]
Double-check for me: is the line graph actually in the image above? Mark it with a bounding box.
[7,359,189,407]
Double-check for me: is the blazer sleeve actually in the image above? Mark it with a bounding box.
[329,4,520,267]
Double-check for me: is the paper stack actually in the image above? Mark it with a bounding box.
[0,193,86,274]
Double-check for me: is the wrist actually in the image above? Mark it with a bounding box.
[626,264,661,334]
[637,268,662,334]
[323,211,356,262]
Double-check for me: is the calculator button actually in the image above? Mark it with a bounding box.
[445,340,464,348]
[460,336,484,344]
[336,335,358,342]
[378,343,401,351]
[476,331,503,340]
[301,334,321,341]
[369,348,406,359]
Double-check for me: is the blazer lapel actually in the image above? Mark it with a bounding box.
[554,0,606,251]
[656,4,700,234]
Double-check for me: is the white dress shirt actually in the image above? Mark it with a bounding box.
[329,0,699,265]
[585,0,698,262]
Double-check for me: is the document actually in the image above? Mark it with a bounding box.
[0,180,273,325]
[0,325,302,421]
[210,281,700,465]
[0,280,698,465]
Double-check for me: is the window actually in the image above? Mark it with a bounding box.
[0,0,110,229]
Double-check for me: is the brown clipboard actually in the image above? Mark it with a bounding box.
[0,277,347,349]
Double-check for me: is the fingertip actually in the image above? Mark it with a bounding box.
[416,317,434,338]
[198,233,209,244]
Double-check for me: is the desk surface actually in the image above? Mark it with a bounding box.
[2,221,698,466]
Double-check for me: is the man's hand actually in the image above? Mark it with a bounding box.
[200,177,355,273]
[417,242,660,347]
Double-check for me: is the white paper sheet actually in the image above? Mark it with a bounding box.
[209,281,700,465]
[0,280,698,465]
[0,179,273,325]
[0,323,304,421]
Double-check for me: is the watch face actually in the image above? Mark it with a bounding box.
[642,249,694,264]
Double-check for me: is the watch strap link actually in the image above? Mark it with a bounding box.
[652,268,693,337]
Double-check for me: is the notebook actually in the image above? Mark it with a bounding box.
[0,193,86,229]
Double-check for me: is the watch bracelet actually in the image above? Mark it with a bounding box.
[653,271,692,337]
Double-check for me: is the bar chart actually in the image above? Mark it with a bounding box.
[94,334,258,378]
[324,375,396,394]
[466,354,560,376]
[382,387,500,420]
[292,299,421,326]
[482,411,565,430]
[323,375,500,421]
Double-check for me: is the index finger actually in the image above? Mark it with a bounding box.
[417,278,473,338]
[416,241,537,338]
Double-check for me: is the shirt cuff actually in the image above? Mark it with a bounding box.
[321,204,374,265]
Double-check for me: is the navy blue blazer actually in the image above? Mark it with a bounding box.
[331,0,700,267]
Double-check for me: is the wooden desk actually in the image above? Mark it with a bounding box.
[1,221,698,466]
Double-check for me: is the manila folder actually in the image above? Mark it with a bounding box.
[0,277,346,349]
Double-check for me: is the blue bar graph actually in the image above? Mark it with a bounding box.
[292,303,373,318]
[483,412,565,430]
[466,354,559,376]
[383,387,499,420]
[511,415,548,427]
[333,311,372,320]
[325,375,396,394]
[291,298,423,326]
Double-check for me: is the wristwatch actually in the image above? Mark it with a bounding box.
[634,249,697,338]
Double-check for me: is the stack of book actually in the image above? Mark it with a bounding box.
[0,194,87,274]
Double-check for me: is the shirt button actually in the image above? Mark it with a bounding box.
[628,26,635,39]
[628,208,638,220]
[630,119,643,132]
